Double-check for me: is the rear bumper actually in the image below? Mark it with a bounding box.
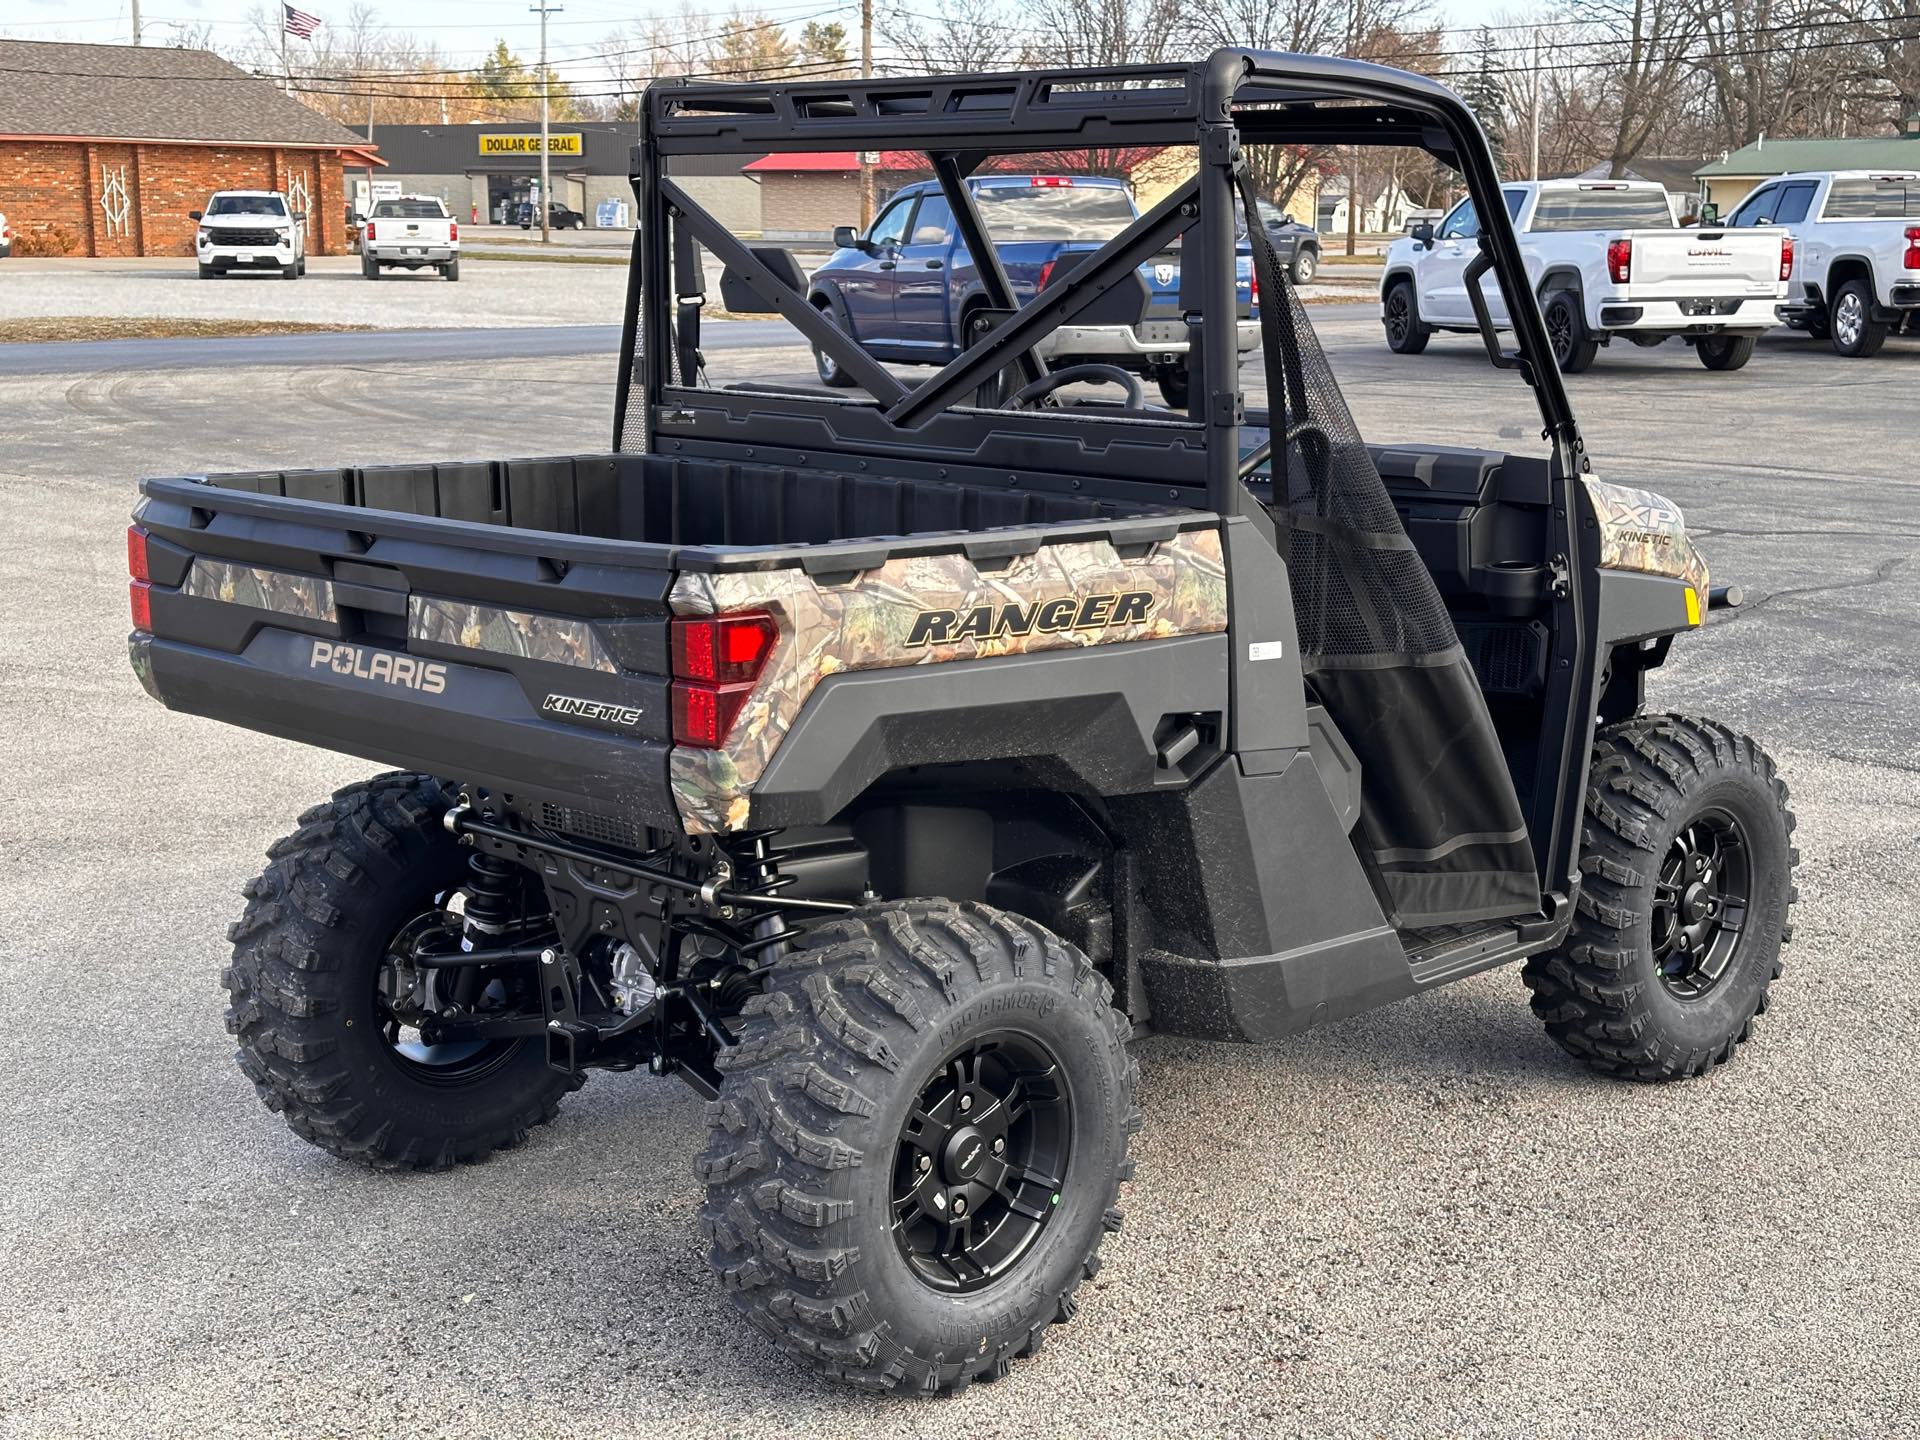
[368,245,457,264]
[1595,296,1774,333]
[1037,318,1261,367]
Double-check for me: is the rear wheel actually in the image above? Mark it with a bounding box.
[1543,289,1599,373]
[1156,366,1191,409]
[1383,279,1429,354]
[1523,716,1798,1081]
[224,772,580,1168]
[362,253,379,281]
[698,899,1139,1393]
[444,258,461,282]
[1697,333,1756,371]
[1829,280,1887,357]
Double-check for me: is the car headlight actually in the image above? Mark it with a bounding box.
[197,229,210,245]
[276,228,292,246]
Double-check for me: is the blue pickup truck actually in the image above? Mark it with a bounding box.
[806,174,1259,407]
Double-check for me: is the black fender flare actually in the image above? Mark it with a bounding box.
[1379,264,1418,303]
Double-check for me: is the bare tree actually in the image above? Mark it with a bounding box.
[881,0,1032,72]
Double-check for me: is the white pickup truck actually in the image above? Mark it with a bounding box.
[1382,179,1790,373]
[360,196,459,282]
[1721,170,1920,357]
[192,190,306,280]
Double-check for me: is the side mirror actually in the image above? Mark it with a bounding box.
[832,224,863,252]
[189,210,203,221]
[1699,203,1719,225]
[1412,221,1435,250]
[292,211,307,223]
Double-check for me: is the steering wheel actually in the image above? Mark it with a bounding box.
[1007,364,1146,412]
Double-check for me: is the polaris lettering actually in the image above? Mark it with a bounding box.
[905,590,1156,648]
[308,640,447,694]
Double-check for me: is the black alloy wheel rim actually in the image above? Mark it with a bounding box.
[891,1036,1072,1294]
[379,908,526,1085]
[1386,289,1411,343]
[1651,809,1753,1000]
[1547,301,1575,363]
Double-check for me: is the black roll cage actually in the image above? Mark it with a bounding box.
[615,46,1600,914]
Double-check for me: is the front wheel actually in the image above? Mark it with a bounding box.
[698,899,1139,1393]
[224,772,581,1168]
[1382,279,1429,354]
[1523,716,1798,1081]
[1290,247,1318,285]
[1697,333,1756,371]
[198,263,215,279]
[812,302,860,388]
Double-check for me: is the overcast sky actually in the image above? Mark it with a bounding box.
[4,0,1508,76]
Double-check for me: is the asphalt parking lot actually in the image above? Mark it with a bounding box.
[0,305,1915,1438]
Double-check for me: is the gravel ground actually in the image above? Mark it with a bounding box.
[0,314,1914,1438]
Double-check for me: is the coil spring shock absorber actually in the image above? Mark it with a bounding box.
[725,829,799,963]
[460,850,520,936]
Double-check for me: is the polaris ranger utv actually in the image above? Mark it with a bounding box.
[127,51,1797,1395]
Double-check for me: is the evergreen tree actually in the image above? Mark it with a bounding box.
[1458,26,1507,173]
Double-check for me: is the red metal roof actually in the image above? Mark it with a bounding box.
[741,151,921,174]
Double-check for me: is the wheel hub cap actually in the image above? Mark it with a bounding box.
[1651,811,1752,999]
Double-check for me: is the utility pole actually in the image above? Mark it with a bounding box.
[130,0,141,45]
[1530,29,1542,182]
[859,0,875,227]
[531,1,564,244]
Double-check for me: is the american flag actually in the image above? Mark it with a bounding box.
[283,4,322,39]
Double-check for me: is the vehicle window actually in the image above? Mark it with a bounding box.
[972,182,1138,242]
[906,194,953,246]
[1824,177,1920,219]
[868,196,914,247]
[1502,189,1526,220]
[1529,187,1676,231]
[372,200,447,219]
[1771,182,1816,225]
[207,195,287,217]
[1728,186,1779,227]
[1437,199,1478,240]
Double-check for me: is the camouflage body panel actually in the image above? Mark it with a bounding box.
[179,558,335,620]
[668,528,1228,833]
[408,597,617,672]
[1582,477,1710,612]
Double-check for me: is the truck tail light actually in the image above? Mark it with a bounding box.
[1036,258,1056,291]
[1779,234,1794,280]
[449,221,459,243]
[128,524,153,631]
[670,611,778,748]
[1607,237,1632,285]
[1905,226,1920,270]
[363,220,376,241]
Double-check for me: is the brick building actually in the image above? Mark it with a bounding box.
[0,39,381,258]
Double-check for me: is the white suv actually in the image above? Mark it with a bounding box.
[192,190,306,280]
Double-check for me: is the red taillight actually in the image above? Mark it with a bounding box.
[1607,237,1632,285]
[670,611,778,748]
[1904,226,1920,270]
[1030,176,1072,187]
[1779,234,1794,281]
[449,220,459,243]
[1036,258,1056,291]
[127,524,150,581]
[130,580,152,632]
[1250,269,1259,307]
[363,220,375,241]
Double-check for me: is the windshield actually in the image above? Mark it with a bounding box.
[972,183,1138,242]
[207,195,287,217]
[373,199,447,219]
[1824,177,1920,219]
[1528,188,1674,232]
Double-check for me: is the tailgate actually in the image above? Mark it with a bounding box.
[129,461,680,831]
[1626,229,1783,298]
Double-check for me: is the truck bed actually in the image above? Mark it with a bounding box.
[130,450,1195,835]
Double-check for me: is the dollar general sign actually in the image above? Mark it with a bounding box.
[479,133,583,156]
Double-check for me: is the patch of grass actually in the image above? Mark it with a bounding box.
[0,317,376,344]
[461,248,628,265]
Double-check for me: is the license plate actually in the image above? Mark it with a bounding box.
[405,247,424,256]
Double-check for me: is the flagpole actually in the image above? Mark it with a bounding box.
[281,7,290,95]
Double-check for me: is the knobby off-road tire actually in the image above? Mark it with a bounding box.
[697,899,1140,1394]
[1524,716,1799,1081]
[224,771,581,1169]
